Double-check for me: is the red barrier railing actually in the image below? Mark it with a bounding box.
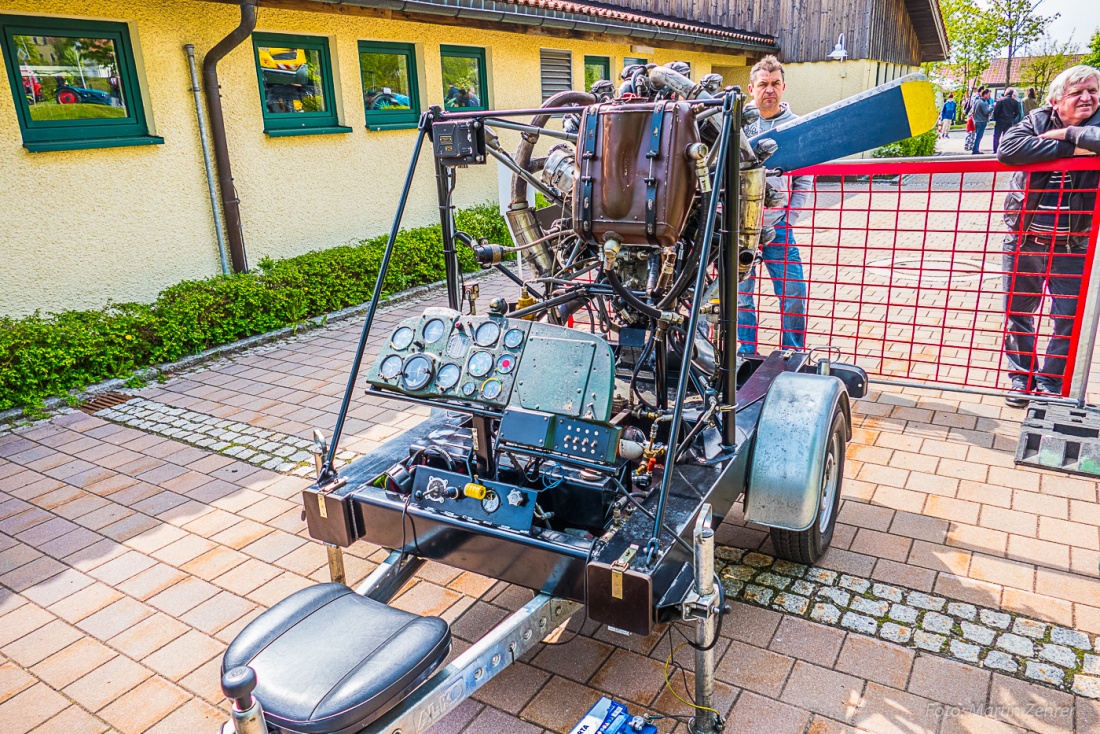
[740,155,1100,397]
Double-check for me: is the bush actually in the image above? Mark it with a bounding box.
[0,202,508,413]
[871,129,938,159]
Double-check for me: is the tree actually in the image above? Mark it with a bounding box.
[937,0,1000,99]
[987,0,1058,88]
[1020,34,1078,95]
[1083,29,1100,68]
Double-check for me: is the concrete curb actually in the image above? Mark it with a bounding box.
[0,266,509,425]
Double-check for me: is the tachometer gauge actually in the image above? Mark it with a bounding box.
[496,354,517,374]
[481,379,503,401]
[447,332,471,359]
[461,381,477,397]
[436,363,461,390]
[391,326,414,351]
[481,490,501,514]
[503,328,524,349]
[401,354,433,391]
[378,354,402,381]
[474,321,501,347]
[422,318,446,344]
[467,350,493,378]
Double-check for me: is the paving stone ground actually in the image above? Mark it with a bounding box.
[6,203,1100,729]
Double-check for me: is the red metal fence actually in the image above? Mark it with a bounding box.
[741,156,1100,397]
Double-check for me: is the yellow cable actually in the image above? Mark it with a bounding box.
[663,642,721,717]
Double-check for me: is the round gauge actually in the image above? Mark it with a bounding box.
[436,363,461,390]
[447,332,471,359]
[391,326,414,351]
[422,318,446,344]
[467,351,494,378]
[474,321,501,347]
[401,354,434,391]
[481,490,501,514]
[503,328,524,350]
[496,353,517,374]
[461,381,477,397]
[481,379,503,401]
[379,354,403,380]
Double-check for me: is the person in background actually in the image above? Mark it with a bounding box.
[971,88,993,154]
[992,88,1022,152]
[737,55,812,353]
[997,65,1100,406]
[939,92,957,138]
[1022,87,1040,116]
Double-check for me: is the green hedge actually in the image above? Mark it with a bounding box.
[871,129,938,159]
[0,202,509,414]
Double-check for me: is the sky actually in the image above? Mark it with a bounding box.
[1040,0,1100,51]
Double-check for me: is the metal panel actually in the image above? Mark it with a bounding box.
[540,48,573,102]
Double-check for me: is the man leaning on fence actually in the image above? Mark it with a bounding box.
[997,65,1100,407]
[737,55,811,352]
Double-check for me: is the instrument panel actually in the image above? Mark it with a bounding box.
[365,307,616,423]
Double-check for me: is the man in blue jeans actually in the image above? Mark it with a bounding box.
[738,55,811,352]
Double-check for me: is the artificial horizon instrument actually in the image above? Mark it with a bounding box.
[215,66,937,734]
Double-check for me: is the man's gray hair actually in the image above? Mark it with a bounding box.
[1048,65,1100,104]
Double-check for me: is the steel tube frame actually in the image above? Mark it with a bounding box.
[692,506,718,734]
[322,124,429,480]
[720,93,742,446]
[648,94,737,561]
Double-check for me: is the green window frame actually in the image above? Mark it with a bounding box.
[251,32,350,137]
[0,14,162,152]
[440,45,487,111]
[624,57,648,69]
[359,40,420,131]
[584,55,610,92]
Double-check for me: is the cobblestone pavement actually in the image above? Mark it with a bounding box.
[4,271,1100,733]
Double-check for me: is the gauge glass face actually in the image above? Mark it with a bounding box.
[379,354,403,380]
[447,333,471,359]
[481,379,503,400]
[481,490,501,514]
[422,318,446,344]
[503,328,524,349]
[391,326,414,351]
[467,351,493,378]
[474,321,501,347]
[401,354,433,391]
[461,381,477,397]
[496,353,517,374]
[436,363,461,390]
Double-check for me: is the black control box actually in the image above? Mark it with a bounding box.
[432,119,485,165]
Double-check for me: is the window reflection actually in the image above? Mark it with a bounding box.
[360,50,412,111]
[257,46,325,113]
[441,54,482,109]
[14,34,128,121]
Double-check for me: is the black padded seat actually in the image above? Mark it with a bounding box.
[223,583,450,734]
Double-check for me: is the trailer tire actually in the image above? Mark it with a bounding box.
[769,407,845,565]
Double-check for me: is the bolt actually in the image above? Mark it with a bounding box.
[474,668,483,680]
[491,654,501,666]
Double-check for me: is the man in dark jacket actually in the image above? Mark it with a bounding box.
[997,65,1100,406]
[992,88,1022,152]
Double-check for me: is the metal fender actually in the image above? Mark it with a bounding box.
[745,372,850,531]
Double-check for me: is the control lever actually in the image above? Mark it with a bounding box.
[221,666,269,734]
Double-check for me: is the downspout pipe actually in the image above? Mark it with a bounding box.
[202,0,257,274]
[184,44,230,276]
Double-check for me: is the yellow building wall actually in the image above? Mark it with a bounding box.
[0,0,747,316]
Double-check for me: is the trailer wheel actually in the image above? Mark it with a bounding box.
[769,408,845,564]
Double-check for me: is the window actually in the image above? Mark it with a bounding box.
[359,40,419,130]
[540,49,572,101]
[0,14,161,152]
[252,32,349,137]
[440,45,487,110]
[584,56,609,92]
[624,57,648,69]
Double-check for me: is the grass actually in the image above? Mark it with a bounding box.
[28,102,128,121]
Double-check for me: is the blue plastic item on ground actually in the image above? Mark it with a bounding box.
[568,696,659,734]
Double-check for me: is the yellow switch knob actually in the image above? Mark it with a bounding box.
[463,483,488,500]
